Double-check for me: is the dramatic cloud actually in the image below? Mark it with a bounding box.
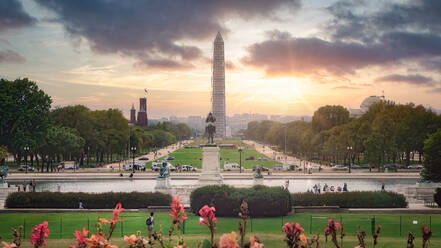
[0,0,36,32]
[0,50,25,63]
[241,30,441,77]
[375,74,434,86]
[242,0,441,79]
[35,0,301,70]
[133,58,194,71]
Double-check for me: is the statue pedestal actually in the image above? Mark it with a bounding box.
[0,183,7,189]
[199,146,223,185]
[155,177,171,194]
[253,177,264,186]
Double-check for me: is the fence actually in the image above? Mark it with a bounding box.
[0,213,439,240]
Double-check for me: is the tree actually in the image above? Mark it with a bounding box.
[0,78,52,165]
[421,129,441,182]
[312,105,350,132]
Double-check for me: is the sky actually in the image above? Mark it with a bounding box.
[1,0,441,119]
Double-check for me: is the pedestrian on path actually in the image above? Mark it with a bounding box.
[146,212,154,239]
[381,181,385,191]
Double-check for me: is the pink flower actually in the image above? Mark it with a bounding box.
[324,218,341,235]
[219,232,239,248]
[73,228,88,247]
[110,203,124,225]
[30,221,50,247]
[198,205,217,226]
[1,241,17,248]
[99,217,109,224]
[170,196,187,223]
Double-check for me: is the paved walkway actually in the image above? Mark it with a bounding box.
[104,140,192,169]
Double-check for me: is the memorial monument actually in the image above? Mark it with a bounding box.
[198,113,223,185]
[155,161,171,193]
[253,166,264,185]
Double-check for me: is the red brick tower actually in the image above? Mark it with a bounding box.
[130,103,136,124]
[137,97,148,126]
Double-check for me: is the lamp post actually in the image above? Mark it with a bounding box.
[24,146,30,173]
[347,146,352,173]
[131,146,136,173]
[238,147,243,173]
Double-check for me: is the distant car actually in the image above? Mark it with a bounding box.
[152,162,175,171]
[224,163,241,171]
[273,165,283,171]
[384,163,398,172]
[331,164,347,171]
[407,164,423,170]
[252,165,269,171]
[179,165,197,171]
[138,157,149,160]
[282,164,301,171]
[167,156,175,160]
[245,156,255,160]
[350,164,362,169]
[18,165,34,172]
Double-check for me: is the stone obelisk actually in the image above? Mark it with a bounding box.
[211,32,226,137]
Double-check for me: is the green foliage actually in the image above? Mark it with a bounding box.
[312,105,350,132]
[291,191,407,208]
[0,78,52,155]
[5,191,171,209]
[244,100,441,167]
[190,185,291,217]
[435,188,441,207]
[422,129,441,182]
[0,145,8,161]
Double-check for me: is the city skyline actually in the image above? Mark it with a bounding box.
[1,0,441,118]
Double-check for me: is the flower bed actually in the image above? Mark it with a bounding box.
[5,191,171,209]
[291,191,407,208]
[190,185,291,217]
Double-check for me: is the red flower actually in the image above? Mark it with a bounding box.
[73,228,89,247]
[111,203,124,224]
[30,221,50,247]
[198,205,217,226]
[324,218,341,235]
[170,196,187,223]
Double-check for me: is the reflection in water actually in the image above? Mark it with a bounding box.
[17,178,418,193]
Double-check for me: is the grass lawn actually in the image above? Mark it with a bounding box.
[0,212,440,247]
[146,139,281,169]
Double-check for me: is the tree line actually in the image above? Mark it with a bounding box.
[244,102,441,177]
[0,78,191,171]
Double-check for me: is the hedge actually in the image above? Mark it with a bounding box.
[5,192,171,209]
[190,185,291,217]
[291,191,407,208]
[435,188,441,207]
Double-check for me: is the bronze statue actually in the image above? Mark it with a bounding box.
[158,162,170,178]
[0,165,8,184]
[205,112,216,144]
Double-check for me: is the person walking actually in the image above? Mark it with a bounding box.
[31,179,36,192]
[146,212,155,240]
[381,181,385,191]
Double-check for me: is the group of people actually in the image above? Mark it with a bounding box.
[17,179,37,192]
[310,183,348,193]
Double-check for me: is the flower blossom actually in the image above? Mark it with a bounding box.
[73,228,89,248]
[198,205,217,226]
[1,241,17,248]
[170,196,187,223]
[87,233,117,248]
[30,221,50,248]
[219,232,239,248]
[111,203,124,225]
[324,218,341,235]
[249,236,264,248]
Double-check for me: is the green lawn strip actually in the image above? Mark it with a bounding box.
[1,212,439,241]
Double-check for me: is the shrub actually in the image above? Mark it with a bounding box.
[435,188,441,207]
[5,191,171,209]
[291,191,407,208]
[190,185,291,217]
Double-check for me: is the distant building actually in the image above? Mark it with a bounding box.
[350,95,384,117]
[130,104,136,124]
[137,97,148,126]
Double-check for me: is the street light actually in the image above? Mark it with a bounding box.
[131,146,137,173]
[24,146,30,174]
[238,146,243,173]
[347,146,353,173]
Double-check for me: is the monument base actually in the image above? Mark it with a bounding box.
[0,183,7,189]
[253,177,264,186]
[198,146,223,185]
[155,177,171,194]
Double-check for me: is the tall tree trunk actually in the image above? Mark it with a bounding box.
[80,153,84,166]
[405,150,411,167]
[36,154,39,168]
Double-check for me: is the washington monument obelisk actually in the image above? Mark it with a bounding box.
[211,32,226,137]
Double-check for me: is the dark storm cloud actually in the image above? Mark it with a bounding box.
[242,0,441,78]
[0,50,26,63]
[0,0,36,32]
[241,31,441,77]
[34,0,301,70]
[375,74,434,86]
[133,58,194,71]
